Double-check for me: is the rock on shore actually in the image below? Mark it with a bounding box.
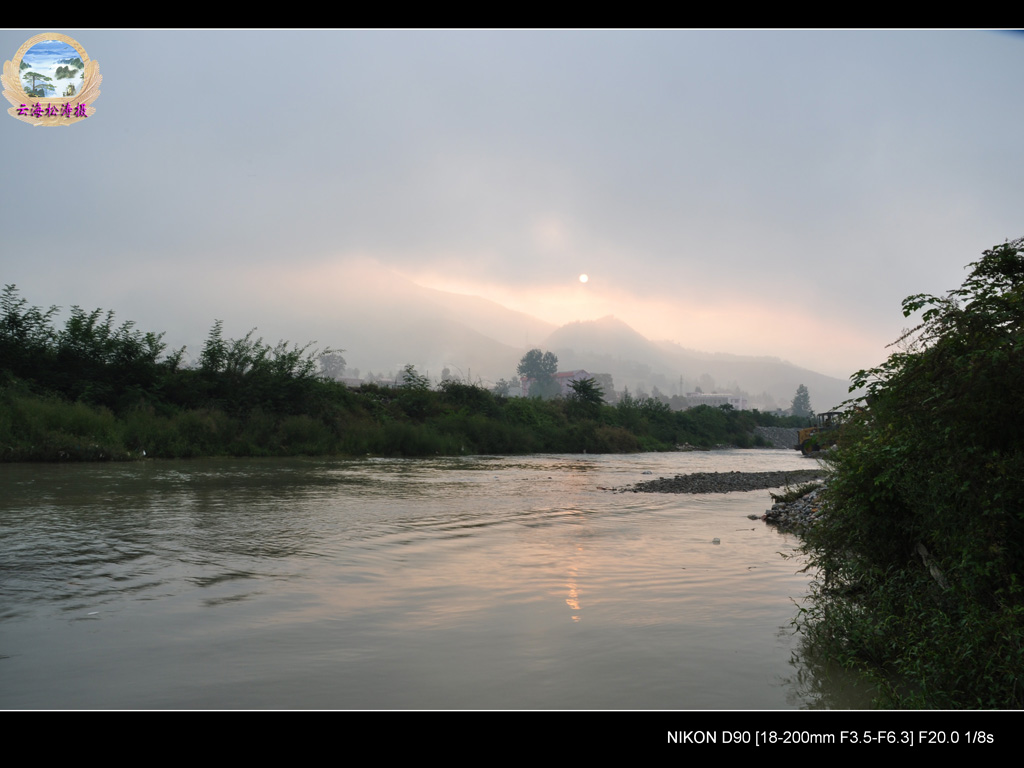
[613,468,826,494]
[763,485,828,533]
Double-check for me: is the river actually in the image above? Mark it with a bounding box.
[0,449,863,709]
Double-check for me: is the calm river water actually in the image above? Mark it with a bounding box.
[0,449,862,709]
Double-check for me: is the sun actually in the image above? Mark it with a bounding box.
[579,274,589,284]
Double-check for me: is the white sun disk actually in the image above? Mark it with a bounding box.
[579,274,589,283]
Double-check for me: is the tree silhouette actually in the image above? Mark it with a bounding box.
[517,348,559,398]
[567,377,604,420]
[791,384,812,417]
[318,350,347,380]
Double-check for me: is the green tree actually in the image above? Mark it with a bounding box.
[517,348,559,399]
[394,364,433,420]
[567,377,604,420]
[568,376,603,403]
[22,71,53,96]
[399,364,430,391]
[0,285,58,380]
[195,320,327,414]
[802,237,1024,707]
[199,320,228,374]
[791,384,812,417]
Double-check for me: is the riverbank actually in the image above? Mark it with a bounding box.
[762,483,828,532]
[1,378,808,462]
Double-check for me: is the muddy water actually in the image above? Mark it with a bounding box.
[0,450,860,709]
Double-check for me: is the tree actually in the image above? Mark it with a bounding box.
[568,376,603,403]
[567,377,604,420]
[194,320,327,413]
[397,364,432,419]
[0,285,58,377]
[791,384,812,417]
[399,364,429,391]
[22,71,53,96]
[517,348,559,398]
[318,350,347,380]
[199,320,227,374]
[517,348,558,379]
[802,237,1024,707]
[492,378,514,397]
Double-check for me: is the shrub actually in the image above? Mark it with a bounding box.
[799,238,1024,708]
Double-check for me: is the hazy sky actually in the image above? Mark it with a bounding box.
[2,29,1021,380]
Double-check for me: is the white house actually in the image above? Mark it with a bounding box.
[685,392,748,410]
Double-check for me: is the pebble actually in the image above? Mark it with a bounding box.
[608,469,830,536]
[612,469,825,495]
[762,485,828,533]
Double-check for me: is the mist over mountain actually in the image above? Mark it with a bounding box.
[239,261,557,384]
[539,316,853,411]
[302,263,853,410]
[151,258,850,409]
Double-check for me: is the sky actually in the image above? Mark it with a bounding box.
[2,29,1022,381]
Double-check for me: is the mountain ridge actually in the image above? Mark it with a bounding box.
[171,259,853,411]
[537,315,852,412]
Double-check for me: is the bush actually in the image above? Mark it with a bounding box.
[799,238,1024,708]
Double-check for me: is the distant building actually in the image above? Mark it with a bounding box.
[505,379,525,398]
[685,392,748,410]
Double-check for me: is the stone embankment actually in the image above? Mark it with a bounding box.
[753,426,800,449]
[613,468,826,494]
[763,485,828,533]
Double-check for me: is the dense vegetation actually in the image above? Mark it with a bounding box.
[800,238,1024,707]
[0,286,804,462]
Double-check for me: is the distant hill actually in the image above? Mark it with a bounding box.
[540,316,853,412]
[213,261,853,408]
[268,261,556,384]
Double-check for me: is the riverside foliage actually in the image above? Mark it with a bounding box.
[0,286,799,461]
[800,238,1024,708]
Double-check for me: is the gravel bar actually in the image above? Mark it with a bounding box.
[612,468,826,494]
